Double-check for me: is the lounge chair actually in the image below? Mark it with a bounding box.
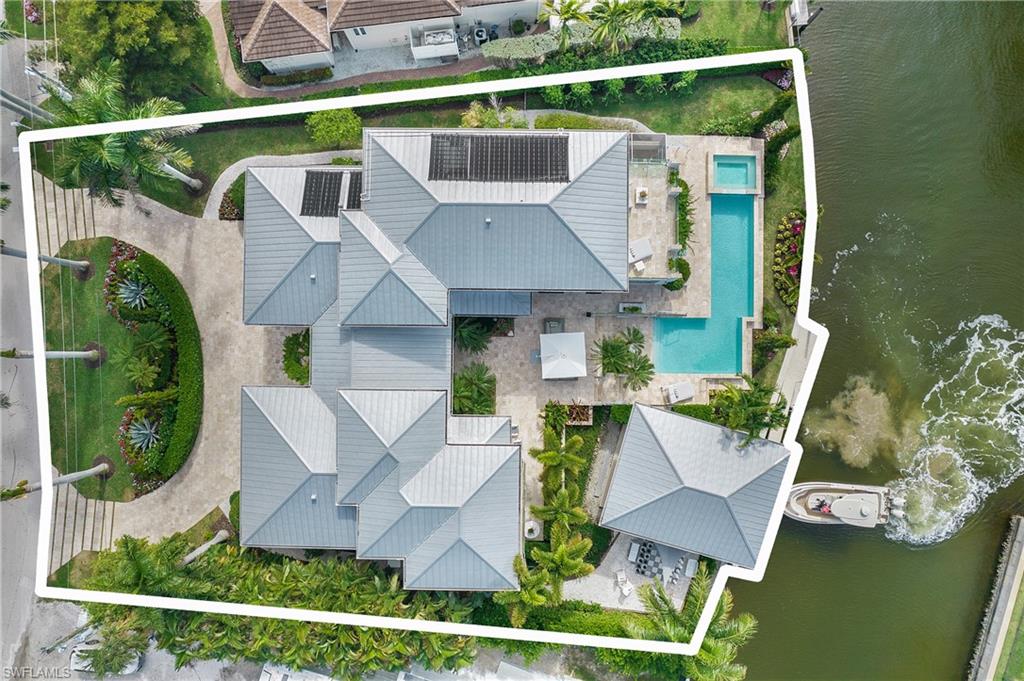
[664,381,696,404]
[620,580,634,597]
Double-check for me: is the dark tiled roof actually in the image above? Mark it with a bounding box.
[240,0,331,62]
[460,0,522,6]
[329,0,460,31]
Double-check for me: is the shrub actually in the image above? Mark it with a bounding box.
[679,0,703,20]
[540,84,566,108]
[260,67,333,87]
[751,90,795,136]
[669,70,697,95]
[219,173,246,220]
[699,112,755,137]
[460,99,525,129]
[305,108,362,149]
[753,329,797,373]
[609,404,633,425]
[763,302,781,329]
[771,209,805,312]
[512,18,526,35]
[567,81,593,108]
[765,124,801,193]
[669,169,694,247]
[634,73,666,99]
[134,252,203,480]
[663,277,684,291]
[543,401,570,433]
[669,257,691,286]
[229,490,240,532]
[331,156,361,166]
[534,112,629,130]
[115,387,178,409]
[282,329,310,385]
[222,3,266,85]
[453,318,491,354]
[602,77,625,103]
[228,173,246,212]
[671,403,718,423]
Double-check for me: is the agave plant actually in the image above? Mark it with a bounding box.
[117,279,149,309]
[128,417,160,451]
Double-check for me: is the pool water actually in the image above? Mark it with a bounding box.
[654,193,754,374]
[714,154,757,189]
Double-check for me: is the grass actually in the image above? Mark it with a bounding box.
[681,0,790,53]
[4,0,55,40]
[48,550,98,588]
[363,103,466,129]
[181,506,233,548]
[536,75,780,135]
[995,569,1024,681]
[42,238,137,501]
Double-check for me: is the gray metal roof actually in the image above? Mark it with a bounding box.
[243,169,339,325]
[361,128,629,292]
[338,212,447,326]
[449,290,532,317]
[240,386,356,548]
[600,405,789,568]
[447,415,511,444]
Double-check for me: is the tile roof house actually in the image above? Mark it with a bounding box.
[239,127,631,591]
[229,0,540,75]
[600,405,791,569]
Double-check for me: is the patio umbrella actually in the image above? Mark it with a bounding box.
[540,332,587,379]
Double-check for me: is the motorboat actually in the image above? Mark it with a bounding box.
[785,481,904,528]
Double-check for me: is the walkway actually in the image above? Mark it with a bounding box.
[769,320,815,441]
[201,1,489,100]
[202,150,357,219]
[32,173,289,550]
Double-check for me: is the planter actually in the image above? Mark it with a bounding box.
[619,302,646,314]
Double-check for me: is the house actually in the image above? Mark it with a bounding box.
[600,404,791,569]
[230,0,541,75]
[239,127,632,591]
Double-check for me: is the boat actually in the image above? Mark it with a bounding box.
[784,481,904,528]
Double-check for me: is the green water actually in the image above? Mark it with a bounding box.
[733,3,1024,680]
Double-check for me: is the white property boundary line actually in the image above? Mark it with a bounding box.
[20,48,828,656]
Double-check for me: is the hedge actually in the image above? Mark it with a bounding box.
[135,251,203,479]
[610,403,633,425]
[260,67,333,87]
[483,18,682,64]
[671,403,718,423]
[534,112,632,131]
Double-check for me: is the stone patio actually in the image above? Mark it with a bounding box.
[562,533,694,612]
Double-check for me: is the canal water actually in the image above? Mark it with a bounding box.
[733,3,1024,680]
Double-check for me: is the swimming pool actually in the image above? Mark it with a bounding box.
[654,193,754,374]
[714,155,757,189]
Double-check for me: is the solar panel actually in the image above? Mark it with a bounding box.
[300,171,344,217]
[428,133,569,183]
[345,171,362,210]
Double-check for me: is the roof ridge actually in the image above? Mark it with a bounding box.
[249,167,330,242]
[243,0,330,60]
[404,444,518,508]
[635,406,685,486]
[391,255,448,323]
[243,386,323,471]
[722,496,758,566]
[408,537,516,590]
[362,505,457,558]
[242,468,313,544]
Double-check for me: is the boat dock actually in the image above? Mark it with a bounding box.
[968,515,1024,681]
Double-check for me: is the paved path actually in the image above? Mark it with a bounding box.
[770,320,815,441]
[201,0,264,98]
[202,150,357,219]
[33,174,288,545]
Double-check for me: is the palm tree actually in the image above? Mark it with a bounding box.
[529,427,585,489]
[540,0,591,52]
[529,533,593,603]
[452,361,496,414]
[712,374,788,445]
[493,555,551,627]
[622,349,655,391]
[590,0,637,55]
[1,462,111,501]
[630,0,680,38]
[621,325,645,352]
[0,18,18,45]
[48,60,202,206]
[627,562,757,681]
[530,487,587,536]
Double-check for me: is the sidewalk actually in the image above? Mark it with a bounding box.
[769,321,815,441]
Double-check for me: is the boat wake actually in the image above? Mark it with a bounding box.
[807,213,1024,545]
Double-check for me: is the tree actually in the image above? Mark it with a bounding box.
[529,427,585,490]
[529,533,593,603]
[540,0,590,52]
[452,362,496,415]
[590,0,637,55]
[530,487,587,537]
[2,462,110,501]
[453,318,491,353]
[306,109,363,149]
[0,18,18,45]
[460,95,525,129]
[49,60,202,205]
[57,0,209,101]
[622,349,655,391]
[493,555,551,627]
[712,375,788,445]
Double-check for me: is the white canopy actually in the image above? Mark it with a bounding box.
[540,332,587,379]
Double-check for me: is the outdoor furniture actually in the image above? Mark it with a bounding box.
[543,318,565,335]
[635,186,649,206]
[662,567,673,584]
[627,540,641,563]
[632,259,646,274]
[684,558,699,578]
[615,569,627,587]
[664,381,696,404]
[628,237,654,264]
[539,332,587,379]
[510,423,520,442]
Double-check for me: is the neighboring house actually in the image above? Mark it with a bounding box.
[600,405,791,569]
[230,0,540,74]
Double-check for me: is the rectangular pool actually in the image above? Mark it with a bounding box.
[714,155,757,189]
[654,193,754,374]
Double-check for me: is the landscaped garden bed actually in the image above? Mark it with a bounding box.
[43,238,202,500]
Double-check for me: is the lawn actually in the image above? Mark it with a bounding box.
[995,568,1024,681]
[536,75,782,135]
[681,0,790,52]
[42,238,136,501]
[4,0,55,40]
[47,549,97,588]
